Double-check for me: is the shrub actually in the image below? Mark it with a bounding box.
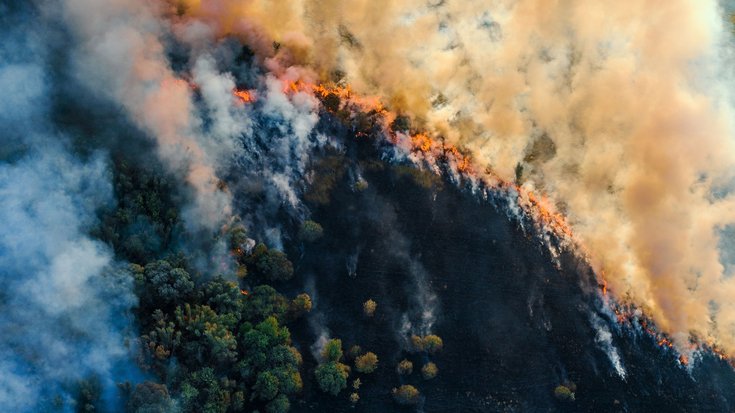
[298,220,324,242]
[354,352,378,374]
[392,385,420,406]
[423,335,443,354]
[396,359,413,375]
[421,362,438,380]
[363,299,377,317]
[347,345,362,360]
[289,293,312,318]
[410,334,443,353]
[554,385,575,401]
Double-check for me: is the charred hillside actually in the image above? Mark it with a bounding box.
[279,120,735,412]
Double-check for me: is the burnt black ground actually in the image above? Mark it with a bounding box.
[274,130,735,413]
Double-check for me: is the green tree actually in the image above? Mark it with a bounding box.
[141,310,181,364]
[298,220,324,242]
[354,352,378,374]
[321,339,344,362]
[250,244,294,281]
[228,224,248,252]
[315,361,350,396]
[180,368,228,413]
[243,285,289,321]
[254,371,279,401]
[265,394,290,413]
[175,304,237,365]
[127,382,172,413]
[135,260,194,312]
[202,277,244,318]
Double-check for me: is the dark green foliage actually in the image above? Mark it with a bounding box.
[243,285,289,321]
[202,277,244,318]
[175,304,238,366]
[238,317,302,402]
[75,377,102,413]
[134,260,194,313]
[127,382,172,413]
[180,368,228,413]
[248,244,294,281]
[105,153,307,413]
[141,309,181,364]
[228,224,249,251]
[298,220,323,242]
[265,394,290,413]
[254,371,279,401]
[315,361,350,396]
[95,160,181,264]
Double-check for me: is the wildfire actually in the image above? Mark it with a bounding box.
[272,75,735,367]
[411,133,432,152]
[240,289,249,296]
[234,89,254,104]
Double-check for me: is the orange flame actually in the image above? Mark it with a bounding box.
[411,133,432,152]
[240,289,249,296]
[234,89,254,104]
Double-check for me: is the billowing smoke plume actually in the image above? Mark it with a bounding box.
[62,0,233,230]
[0,7,139,409]
[175,0,735,355]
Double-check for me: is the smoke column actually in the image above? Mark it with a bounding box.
[174,0,735,354]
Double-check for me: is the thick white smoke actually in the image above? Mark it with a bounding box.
[0,9,139,409]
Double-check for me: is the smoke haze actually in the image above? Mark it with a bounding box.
[175,0,735,354]
[0,5,139,409]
